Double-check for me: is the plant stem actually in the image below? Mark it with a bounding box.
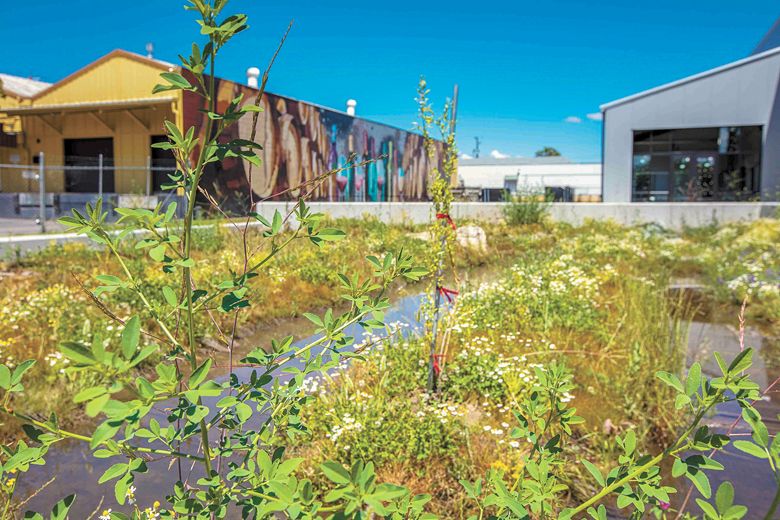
[181,38,217,477]
[764,477,780,520]
[2,407,204,462]
[570,401,715,515]
[105,239,179,347]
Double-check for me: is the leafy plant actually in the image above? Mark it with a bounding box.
[502,185,553,226]
[0,2,429,518]
[457,348,771,519]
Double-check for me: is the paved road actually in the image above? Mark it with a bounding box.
[0,218,65,236]
[0,218,265,257]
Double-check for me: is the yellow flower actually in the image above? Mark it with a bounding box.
[490,460,509,473]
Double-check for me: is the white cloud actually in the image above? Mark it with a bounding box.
[564,116,582,124]
[490,149,510,159]
[587,112,604,121]
[460,153,473,160]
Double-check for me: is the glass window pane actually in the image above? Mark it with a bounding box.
[632,126,762,202]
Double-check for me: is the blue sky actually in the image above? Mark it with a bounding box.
[2,1,777,161]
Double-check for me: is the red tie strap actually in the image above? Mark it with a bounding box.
[436,213,456,230]
[432,353,445,376]
[438,286,459,303]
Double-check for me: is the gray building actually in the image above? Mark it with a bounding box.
[601,19,780,202]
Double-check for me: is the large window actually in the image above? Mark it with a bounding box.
[632,126,761,201]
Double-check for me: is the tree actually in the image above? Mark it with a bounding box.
[535,146,561,157]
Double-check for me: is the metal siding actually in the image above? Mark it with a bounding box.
[35,55,173,105]
[2,54,180,194]
[603,53,780,201]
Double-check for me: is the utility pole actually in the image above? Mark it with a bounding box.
[37,152,46,233]
[473,137,481,158]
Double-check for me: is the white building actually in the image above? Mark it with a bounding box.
[600,18,780,202]
[458,156,602,201]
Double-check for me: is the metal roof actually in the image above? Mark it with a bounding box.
[459,156,576,166]
[0,73,51,98]
[600,45,780,111]
[0,96,176,115]
[753,17,780,55]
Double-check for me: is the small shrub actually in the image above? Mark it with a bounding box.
[502,185,552,225]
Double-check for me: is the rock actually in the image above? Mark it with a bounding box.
[456,225,487,252]
[201,337,230,353]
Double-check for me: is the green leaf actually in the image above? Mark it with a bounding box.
[733,440,768,459]
[0,365,10,390]
[675,393,692,410]
[10,360,35,387]
[316,228,346,241]
[120,316,141,359]
[235,402,252,423]
[60,342,97,365]
[50,494,76,520]
[715,481,735,512]
[623,430,636,455]
[303,313,324,327]
[128,345,158,368]
[90,420,120,449]
[685,362,701,396]
[656,371,684,393]
[672,458,687,478]
[73,386,107,404]
[162,286,178,307]
[99,463,128,484]
[149,244,166,262]
[153,72,193,92]
[581,459,605,486]
[728,348,753,374]
[686,454,724,471]
[95,274,122,286]
[189,359,212,389]
[320,461,351,485]
[685,467,711,499]
[85,393,111,417]
[695,499,719,519]
[714,352,728,376]
[271,210,282,235]
[114,472,132,504]
[741,406,769,447]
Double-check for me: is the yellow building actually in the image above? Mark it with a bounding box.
[0,50,182,194]
[1,49,435,205]
[0,73,50,176]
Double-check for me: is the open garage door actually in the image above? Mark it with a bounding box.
[64,137,114,193]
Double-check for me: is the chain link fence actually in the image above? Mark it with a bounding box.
[0,153,182,231]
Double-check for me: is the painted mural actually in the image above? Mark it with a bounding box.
[183,79,440,207]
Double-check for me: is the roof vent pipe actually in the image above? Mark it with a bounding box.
[247,67,260,88]
[346,99,357,116]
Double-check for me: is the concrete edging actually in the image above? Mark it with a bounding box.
[252,201,780,230]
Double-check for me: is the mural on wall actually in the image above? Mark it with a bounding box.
[183,79,440,207]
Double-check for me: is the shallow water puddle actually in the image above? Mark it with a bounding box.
[679,320,779,518]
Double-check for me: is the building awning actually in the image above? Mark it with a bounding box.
[0,96,176,116]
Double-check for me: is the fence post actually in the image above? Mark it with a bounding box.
[38,152,46,233]
[98,153,104,199]
[146,155,151,196]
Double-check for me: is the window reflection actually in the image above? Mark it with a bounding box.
[631,126,761,201]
